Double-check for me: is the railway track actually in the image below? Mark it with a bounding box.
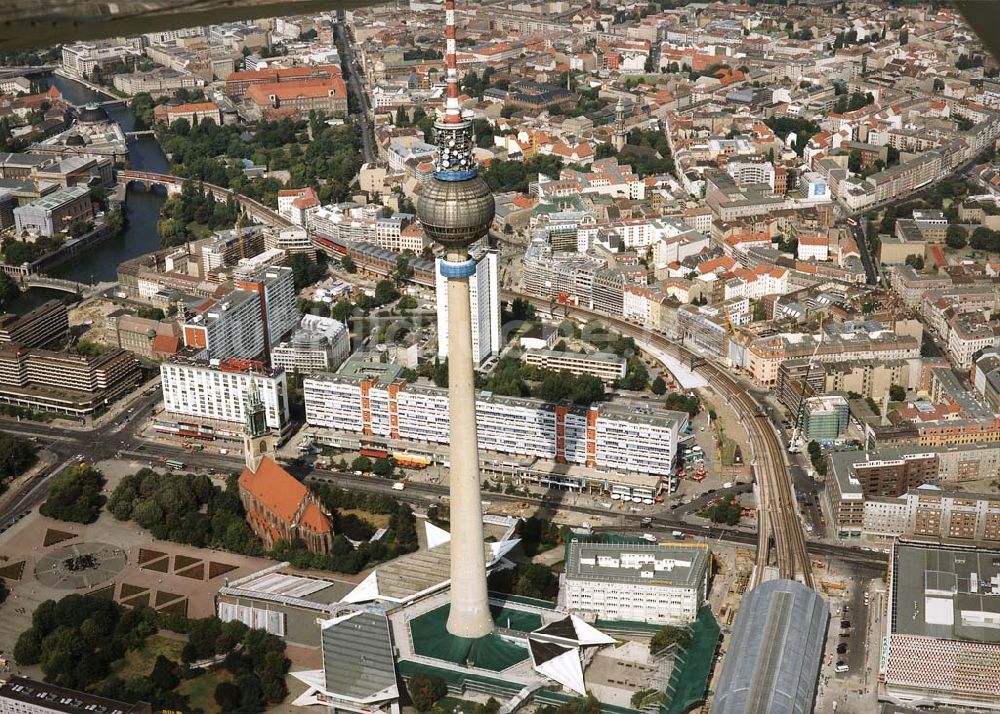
[506,292,814,589]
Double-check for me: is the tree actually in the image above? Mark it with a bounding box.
[650,625,691,654]
[214,682,242,712]
[408,673,446,711]
[330,299,355,323]
[651,376,667,395]
[889,384,906,402]
[351,455,373,473]
[372,457,395,478]
[135,306,165,321]
[0,272,20,311]
[340,254,356,273]
[515,563,555,599]
[39,464,105,524]
[288,253,327,291]
[433,358,448,388]
[945,224,968,249]
[847,149,863,174]
[664,392,700,417]
[508,297,536,322]
[150,654,179,692]
[393,255,413,286]
[904,253,924,270]
[373,279,400,305]
[0,431,36,481]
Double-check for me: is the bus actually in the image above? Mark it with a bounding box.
[165,459,185,470]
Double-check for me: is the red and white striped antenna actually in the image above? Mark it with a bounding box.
[444,0,462,124]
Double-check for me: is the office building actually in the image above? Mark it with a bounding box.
[271,314,351,373]
[159,356,290,436]
[435,250,500,366]
[0,343,140,417]
[216,566,346,645]
[164,102,222,126]
[0,676,151,714]
[245,77,349,119]
[562,541,710,625]
[800,395,849,441]
[522,349,626,385]
[883,541,1000,710]
[0,300,68,348]
[60,39,143,78]
[291,611,400,714]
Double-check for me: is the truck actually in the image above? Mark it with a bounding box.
[672,530,684,540]
[392,482,405,491]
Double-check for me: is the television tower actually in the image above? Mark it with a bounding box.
[416,0,496,638]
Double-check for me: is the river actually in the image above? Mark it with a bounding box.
[7,74,171,312]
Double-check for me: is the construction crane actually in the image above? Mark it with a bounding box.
[788,317,824,454]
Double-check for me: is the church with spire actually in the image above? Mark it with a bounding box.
[237,377,334,554]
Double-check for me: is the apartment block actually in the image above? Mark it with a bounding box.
[182,267,297,361]
[303,367,686,478]
[436,250,500,366]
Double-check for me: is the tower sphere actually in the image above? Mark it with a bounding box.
[416,173,495,249]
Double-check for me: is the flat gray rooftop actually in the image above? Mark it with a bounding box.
[564,541,709,588]
[892,542,1000,642]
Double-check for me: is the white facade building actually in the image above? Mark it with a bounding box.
[160,358,290,433]
[563,541,710,624]
[303,372,686,478]
[727,161,776,190]
[182,266,298,360]
[436,250,500,365]
[271,314,351,373]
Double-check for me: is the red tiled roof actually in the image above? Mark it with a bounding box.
[299,503,330,533]
[240,457,310,522]
[246,77,348,104]
[151,335,180,354]
[168,102,219,114]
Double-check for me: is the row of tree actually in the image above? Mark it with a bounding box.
[107,469,260,554]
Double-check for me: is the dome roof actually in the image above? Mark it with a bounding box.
[416,175,495,250]
[77,102,108,124]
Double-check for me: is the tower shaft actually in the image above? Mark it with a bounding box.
[443,253,493,638]
[415,0,496,639]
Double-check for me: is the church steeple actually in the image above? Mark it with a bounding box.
[242,375,274,473]
[613,97,627,151]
